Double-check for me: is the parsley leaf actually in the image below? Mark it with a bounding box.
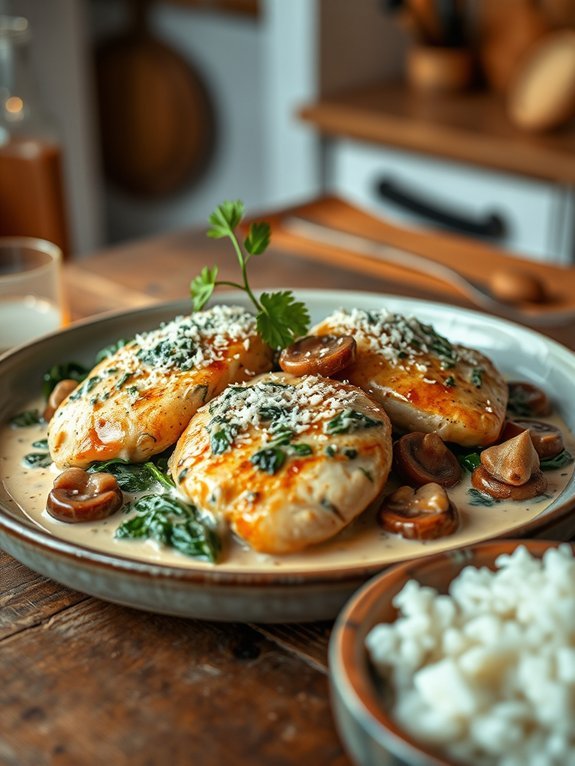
[207,200,244,238]
[257,291,311,349]
[244,222,271,255]
[190,265,218,311]
[190,201,311,349]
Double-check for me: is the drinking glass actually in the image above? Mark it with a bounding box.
[0,237,66,354]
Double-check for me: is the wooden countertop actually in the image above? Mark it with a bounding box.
[300,83,575,184]
[2,198,575,765]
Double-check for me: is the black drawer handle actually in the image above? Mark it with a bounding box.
[375,177,507,240]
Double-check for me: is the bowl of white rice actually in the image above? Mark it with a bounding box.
[329,539,575,766]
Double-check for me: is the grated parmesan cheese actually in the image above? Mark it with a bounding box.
[133,305,258,373]
[69,305,261,405]
[322,308,459,368]
[206,375,372,449]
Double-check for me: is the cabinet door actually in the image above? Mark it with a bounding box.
[327,140,573,264]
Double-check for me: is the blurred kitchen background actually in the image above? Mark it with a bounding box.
[1,0,574,262]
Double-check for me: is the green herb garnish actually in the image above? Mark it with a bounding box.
[269,426,294,447]
[88,457,174,492]
[457,450,482,472]
[23,452,52,468]
[359,467,373,482]
[325,409,382,435]
[426,325,458,369]
[114,372,133,390]
[42,362,88,399]
[95,339,128,364]
[467,488,496,507]
[116,495,219,563]
[540,449,574,471]
[10,409,43,427]
[208,417,240,455]
[190,200,310,349]
[290,443,313,457]
[250,447,286,475]
[471,367,484,389]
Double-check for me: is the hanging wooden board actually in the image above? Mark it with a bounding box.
[95,0,216,198]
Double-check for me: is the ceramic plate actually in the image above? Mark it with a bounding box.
[1,290,574,622]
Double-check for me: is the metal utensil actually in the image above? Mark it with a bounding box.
[282,216,575,329]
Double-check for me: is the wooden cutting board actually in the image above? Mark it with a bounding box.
[94,0,215,198]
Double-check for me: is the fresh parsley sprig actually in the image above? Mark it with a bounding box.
[190,200,310,349]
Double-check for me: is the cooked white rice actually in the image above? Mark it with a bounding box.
[365,545,575,766]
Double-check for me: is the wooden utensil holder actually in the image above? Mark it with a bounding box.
[407,45,474,93]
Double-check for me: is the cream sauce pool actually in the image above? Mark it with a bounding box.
[1,400,574,574]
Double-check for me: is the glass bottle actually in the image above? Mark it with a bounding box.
[0,15,70,257]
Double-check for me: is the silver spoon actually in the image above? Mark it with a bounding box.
[283,216,575,329]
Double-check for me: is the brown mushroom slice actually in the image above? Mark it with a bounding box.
[505,419,564,460]
[471,466,547,501]
[43,379,79,421]
[377,482,459,540]
[47,468,123,523]
[481,430,540,486]
[278,335,356,377]
[507,381,552,417]
[393,432,461,488]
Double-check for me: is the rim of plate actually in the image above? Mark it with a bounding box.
[1,289,574,587]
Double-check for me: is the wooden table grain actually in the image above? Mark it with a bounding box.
[2,198,575,766]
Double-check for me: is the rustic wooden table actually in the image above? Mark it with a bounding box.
[2,199,575,765]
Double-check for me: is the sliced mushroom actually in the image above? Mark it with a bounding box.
[47,468,123,523]
[377,482,459,540]
[512,419,564,460]
[507,381,552,417]
[500,418,564,460]
[43,379,79,421]
[471,466,547,501]
[393,432,461,488]
[278,335,356,377]
[481,430,540,486]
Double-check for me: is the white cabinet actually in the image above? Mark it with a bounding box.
[326,139,574,265]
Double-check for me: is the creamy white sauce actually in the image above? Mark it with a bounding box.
[1,399,574,574]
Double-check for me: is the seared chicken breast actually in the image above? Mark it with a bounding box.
[170,372,393,555]
[48,305,274,468]
[312,309,507,447]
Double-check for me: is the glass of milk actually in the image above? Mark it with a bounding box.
[0,237,65,354]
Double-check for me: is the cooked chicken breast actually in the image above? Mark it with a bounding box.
[170,372,392,555]
[312,309,507,447]
[48,305,274,468]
